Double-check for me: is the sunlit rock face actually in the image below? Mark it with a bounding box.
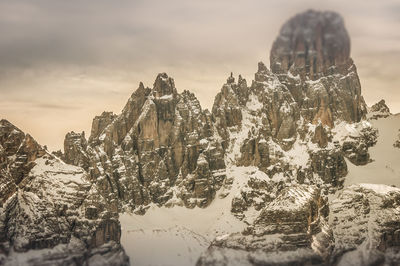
[62,73,226,213]
[0,120,129,266]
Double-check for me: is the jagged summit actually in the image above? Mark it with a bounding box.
[0,119,129,265]
[152,72,178,98]
[369,99,391,119]
[62,73,226,213]
[270,9,366,127]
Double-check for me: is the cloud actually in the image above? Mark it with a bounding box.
[1,0,400,150]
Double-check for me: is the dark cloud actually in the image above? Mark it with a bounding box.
[33,103,80,110]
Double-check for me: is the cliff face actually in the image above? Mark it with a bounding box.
[0,120,128,266]
[63,73,226,213]
[271,10,367,127]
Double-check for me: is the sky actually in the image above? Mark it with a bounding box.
[1,0,400,151]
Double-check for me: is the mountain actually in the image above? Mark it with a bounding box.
[1,9,400,266]
[0,120,129,265]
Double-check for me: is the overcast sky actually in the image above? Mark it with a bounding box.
[1,0,400,151]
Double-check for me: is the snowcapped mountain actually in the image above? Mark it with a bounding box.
[0,120,129,265]
[1,9,400,266]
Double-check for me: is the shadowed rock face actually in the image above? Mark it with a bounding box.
[0,120,129,265]
[270,10,367,128]
[369,99,391,120]
[0,120,46,206]
[270,10,350,79]
[63,131,89,170]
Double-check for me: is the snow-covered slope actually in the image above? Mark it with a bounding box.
[344,114,400,187]
[120,167,253,266]
[0,119,129,265]
[120,113,400,266]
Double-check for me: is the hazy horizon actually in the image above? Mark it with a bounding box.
[1,0,400,151]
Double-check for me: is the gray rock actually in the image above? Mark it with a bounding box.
[0,120,129,265]
[197,185,332,265]
[271,10,367,128]
[330,184,400,265]
[369,99,391,119]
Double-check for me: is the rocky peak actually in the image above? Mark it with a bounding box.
[0,119,25,156]
[371,99,390,113]
[227,72,235,84]
[254,61,272,82]
[209,10,372,193]
[268,10,367,127]
[152,72,178,98]
[369,99,391,119]
[63,131,89,170]
[2,9,394,266]
[0,120,129,265]
[271,9,351,80]
[60,73,226,212]
[89,111,117,143]
[0,119,46,186]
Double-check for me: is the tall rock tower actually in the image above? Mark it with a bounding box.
[270,10,367,127]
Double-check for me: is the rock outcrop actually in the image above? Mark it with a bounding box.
[197,185,332,265]
[369,99,391,120]
[330,184,400,265]
[0,119,46,206]
[271,10,367,127]
[198,184,400,266]
[197,9,387,266]
[394,130,400,149]
[61,73,226,212]
[0,120,128,265]
[212,63,299,153]
[63,131,90,170]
